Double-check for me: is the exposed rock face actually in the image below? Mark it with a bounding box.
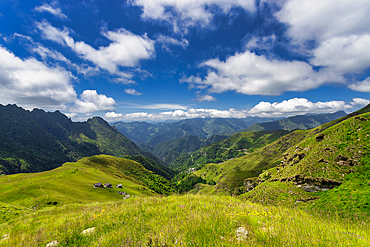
[104,183,112,188]
[93,183,104,188]
[280,152,306,168]
[116,184,122,188]
[272,174,342,192]
[335,155,358,166]
[316,133,325,142]
[244,179,258,192]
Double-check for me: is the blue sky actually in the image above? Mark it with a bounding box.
[1,0,370,122]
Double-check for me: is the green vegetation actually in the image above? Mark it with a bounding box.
[171,130,291,174]
[0,155,177,209]
[0,104,164,174]
[0,195,369,247]
[113,117,276,145]
[1,105,370,246]
[237,111,346,133]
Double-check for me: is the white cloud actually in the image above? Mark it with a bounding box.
[36,21,155,81]
[129,0,256,32]
[183,51,330,95]
[311,34,370,74]
[14,33,99,76]
[156,35,189,51]
[35,1,67,19]
[132,103,188,110]
[348,77,370,93]
[245,34,276,50]
[196,94,217,102]
[275,0,370,91]
[125,88,142,95]
[65,112,77,118]
[247,98,370,117]
[104,98,369,121]
[0,45,76,110]
[70,90,116,113]
[275,0,370,43]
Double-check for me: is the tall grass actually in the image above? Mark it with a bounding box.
[1,195,369,246]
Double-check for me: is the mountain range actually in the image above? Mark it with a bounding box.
[113,111,347,166]
[0,104,165,175]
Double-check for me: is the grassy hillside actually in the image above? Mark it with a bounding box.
[171,130,291,174]
[0,155,177,210]
[179,106,370,197]
[0,194,369,246]
[0,104,165,175]
[241,112,370,218]
[237,111,346,133]
[139,134,228,164]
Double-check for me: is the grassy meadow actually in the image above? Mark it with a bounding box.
[1,194,369,247]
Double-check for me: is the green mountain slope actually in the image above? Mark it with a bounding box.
[238,111,346,133]
[170,130,291,173]
[0,104,166,175]
[0,155,177,209]
[139,134,228,164]
[113,117,276,145]
[182,106,369,196]
[241,112,370,218]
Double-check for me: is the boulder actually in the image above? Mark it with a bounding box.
[116,184,122,188]
[46,241,59,247]
[104,183,112,188]
[81,227,95,236]
[123,195,131,199]
[118,191,126,195]
[93,183,104,188]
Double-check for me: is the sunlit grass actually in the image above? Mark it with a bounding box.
[0,194,369,246]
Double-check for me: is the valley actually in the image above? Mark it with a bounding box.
[0,104,369,246]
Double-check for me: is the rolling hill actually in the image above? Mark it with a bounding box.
[0,155,178,210]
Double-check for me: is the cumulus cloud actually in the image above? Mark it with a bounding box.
[36,21,155,81]
[348,77,370,93]
[247,98,370,117]
[70,90,116,113]
[129,0,256,32]
[125,88,142,95]
[196,94,217,102]
[104,98,369,121]
[275,0,370,91]
[65,112,77,118]
[275,0,370,43]
[311,34,370,74]
[35,1,67,19]
[0,46,76,110]
[183,51,333,95]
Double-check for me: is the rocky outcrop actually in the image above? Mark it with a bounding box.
[279,152,306,169]
[335,155,358,166]
[104,183,112,188]
[93,183,104,188]
[272,174,342,192]
[316,133,325,142]
[116,184,122,188]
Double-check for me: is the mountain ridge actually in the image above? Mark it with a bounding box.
[0,104,166,175]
